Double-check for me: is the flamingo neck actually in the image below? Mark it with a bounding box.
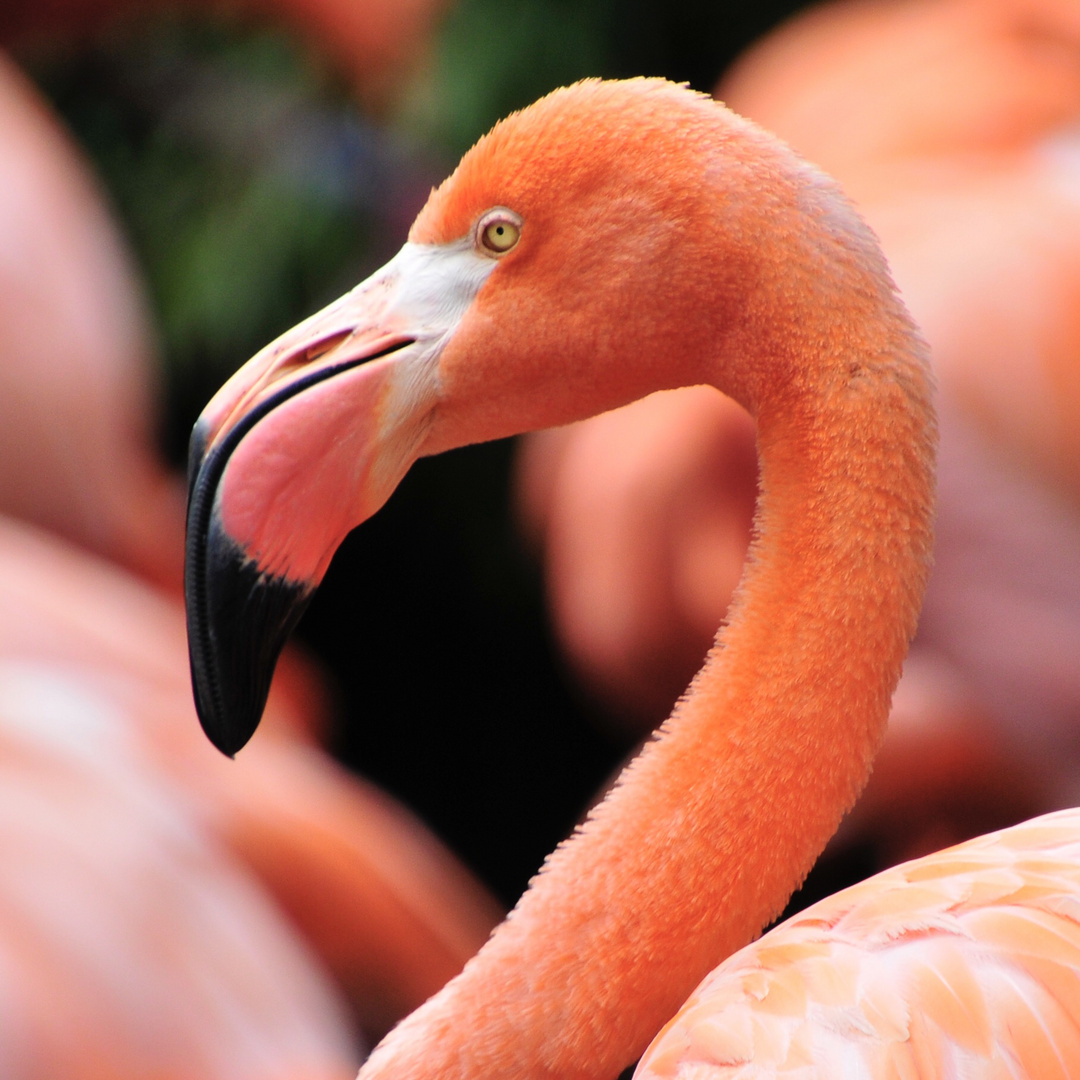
[360,317,934,1080]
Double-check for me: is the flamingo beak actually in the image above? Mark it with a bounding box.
[185,241,494,755]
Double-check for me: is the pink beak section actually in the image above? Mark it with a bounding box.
[185,296,426,756]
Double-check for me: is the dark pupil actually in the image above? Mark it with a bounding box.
[495,226,504,235]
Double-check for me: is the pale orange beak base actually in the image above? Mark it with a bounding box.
[185,313,418,756]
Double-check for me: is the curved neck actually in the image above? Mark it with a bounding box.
[360,316,934,1079]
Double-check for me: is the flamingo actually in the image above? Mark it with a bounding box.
[184,78,1080,1077]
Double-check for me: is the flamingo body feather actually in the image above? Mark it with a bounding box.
[642,807,1080,1078]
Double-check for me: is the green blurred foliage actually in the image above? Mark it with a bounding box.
[30,19,379,456]
[397,0,614,156]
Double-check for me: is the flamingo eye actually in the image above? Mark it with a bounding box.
[477,209,522,255]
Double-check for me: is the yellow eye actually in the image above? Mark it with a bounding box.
[483,220,519,251]
[477,209,522,255]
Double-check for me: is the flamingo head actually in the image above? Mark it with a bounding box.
[184,78,854,754]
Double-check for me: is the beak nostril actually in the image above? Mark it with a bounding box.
[259,331,354,396]
[303,330,353,364]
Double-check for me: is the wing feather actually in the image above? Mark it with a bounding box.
[637,808,1080,1079]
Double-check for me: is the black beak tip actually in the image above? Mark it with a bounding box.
[188,645,260,759]
[185,500,314,757]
